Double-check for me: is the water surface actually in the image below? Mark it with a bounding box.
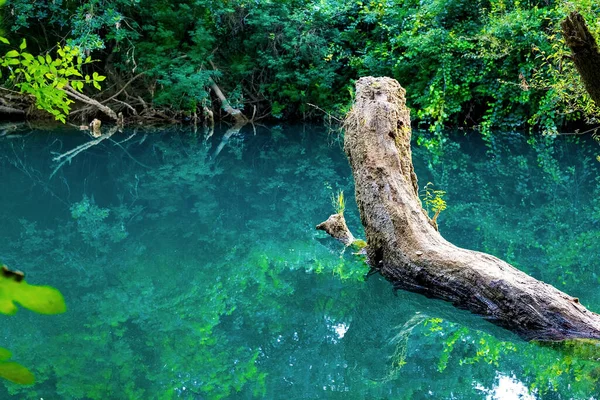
[1,124,599,399]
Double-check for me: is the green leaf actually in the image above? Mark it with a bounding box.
[0,36,9,45]
[19,39,26,50]
[5,58,20,66]
[93,81,101,90]
[5,50,19,58]
[91,71,107,82]
[0,348,11,361]
[0,268,66,315]
[0,348,34,385]
[0,362,35,385]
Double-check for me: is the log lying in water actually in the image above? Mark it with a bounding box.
[319,76,600,341]
[561,11,600,107]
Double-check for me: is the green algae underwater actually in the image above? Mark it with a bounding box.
[1,124,600,399]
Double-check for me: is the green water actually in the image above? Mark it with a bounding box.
[1,125,599,399]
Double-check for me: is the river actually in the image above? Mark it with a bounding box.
[0,124,599,399]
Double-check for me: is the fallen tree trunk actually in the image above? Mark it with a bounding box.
[561,11,600,106]
[319,76,600,341]
[209,79,248,125]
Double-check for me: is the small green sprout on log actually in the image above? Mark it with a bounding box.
[421,182,447,229]
[330,189,346,215]
[0,264,66,385]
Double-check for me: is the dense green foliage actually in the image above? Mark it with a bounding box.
[1,0,598,132]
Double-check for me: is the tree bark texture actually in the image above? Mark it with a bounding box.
[338,76,600,341]
[561,11,600,106]
[64,85,119,122]
[316,213,356,246]
[209,80,248,125]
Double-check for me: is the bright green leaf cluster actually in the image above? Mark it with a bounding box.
[421,182,447,224]
[0,37,106,123]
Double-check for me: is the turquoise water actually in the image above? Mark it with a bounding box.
[1,124,600,399]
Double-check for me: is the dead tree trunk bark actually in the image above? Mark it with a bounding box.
[209,79,248,125]
[561,11,600,106]
[323,76,600,341]
[64,85,119,122]
[316,213,355,246]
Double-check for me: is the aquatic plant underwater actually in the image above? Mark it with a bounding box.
[0,125,600,398]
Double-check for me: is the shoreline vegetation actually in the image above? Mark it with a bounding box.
[0,1,598,136]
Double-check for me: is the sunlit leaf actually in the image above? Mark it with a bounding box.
[0,348,11,361]
[0,267,66,315]
[0,362,35,385]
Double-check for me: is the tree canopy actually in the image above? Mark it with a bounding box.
[0,0,598,133]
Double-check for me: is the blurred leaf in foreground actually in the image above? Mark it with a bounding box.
[0,265,66,315]
[0,265,66,385]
